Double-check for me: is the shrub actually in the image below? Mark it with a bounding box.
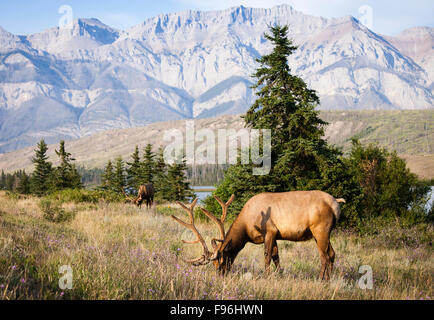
[39,199,75,223]
[347,139,431,226]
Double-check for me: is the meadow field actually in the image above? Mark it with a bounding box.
[0,191,432,300]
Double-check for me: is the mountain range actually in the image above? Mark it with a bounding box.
[0,4,433,153]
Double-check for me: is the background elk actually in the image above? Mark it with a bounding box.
[122,184,155,209]
[171,191,345,280]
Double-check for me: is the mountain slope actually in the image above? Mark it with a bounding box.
[384,27,434,88]
[0,110,432,179]
[0,5,433,153]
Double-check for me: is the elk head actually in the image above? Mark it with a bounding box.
[170,194,235,275]
[121,188,143,207]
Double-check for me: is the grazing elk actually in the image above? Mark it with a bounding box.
[171,191,345,280]
[122,184,155,209]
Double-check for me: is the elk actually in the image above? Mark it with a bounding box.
[171,191,345,280]
[122,184,155,209]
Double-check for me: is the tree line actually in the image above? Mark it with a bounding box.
[0,140,82,195]
[1,140,197,203]
[100,144,194,201]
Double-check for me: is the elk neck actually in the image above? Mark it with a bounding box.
[222,217,247,257]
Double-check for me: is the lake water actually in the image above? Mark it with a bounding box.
[192,186,215,203]
[427,186,434,211]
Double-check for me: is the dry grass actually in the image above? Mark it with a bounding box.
[0,191,432,300]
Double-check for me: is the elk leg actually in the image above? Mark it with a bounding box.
[271,240,281,271]
[264,231,278,274]
[316,238,331,281]
[311,227,331,280]
[327,242,335,278]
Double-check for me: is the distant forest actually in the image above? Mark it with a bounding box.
[0,158,227,194]
[76,164,228,188]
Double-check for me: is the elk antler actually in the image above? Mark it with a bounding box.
[171,198,212,266]
[200,194,235,249]
[122,187,142,204]
[121,188,134,201]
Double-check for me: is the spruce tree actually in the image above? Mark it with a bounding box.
[17,170,31,194]
[126,145,141,192]
[30,139,53,196]
[166,154,194,201]
[244,24,333,191]
[205,25,358,218]
[141,143,155,184]
[113,156,126,193]
[154,146,169,199]
[0,170,5,189]
[101,160,115,191]
[53,140,82,190]
[5,173,15,191]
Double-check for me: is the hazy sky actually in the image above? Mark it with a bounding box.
[0,0,432,36]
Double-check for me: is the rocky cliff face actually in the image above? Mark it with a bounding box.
[0,4,432,153]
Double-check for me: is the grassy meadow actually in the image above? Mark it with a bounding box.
[0,191,432,300]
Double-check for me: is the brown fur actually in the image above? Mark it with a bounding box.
[215,191,343,279]
[123,184,155,209]
[173,191,345,280]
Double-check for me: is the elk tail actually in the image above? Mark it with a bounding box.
[331,198,346,222]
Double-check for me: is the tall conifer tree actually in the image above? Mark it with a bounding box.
[31,139,53,196]
[53,140,82,190]
[101,160,115,191]
[126,145,141,192]
[141,144,155,184]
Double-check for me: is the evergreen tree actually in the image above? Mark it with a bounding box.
[126,145,141,192]
[5,173,15,191]
[244,24,333,191]
[205,25,359,219]
[153,146,170,199]
[113,156,126,192]
[17,170,31,194]
[53,140,82,190]
[101,160,115,191]
[0,170,5,190]
[141,143,155,184]
[155,146,166,176]
[166,154,194,201]
[30,139,53,196]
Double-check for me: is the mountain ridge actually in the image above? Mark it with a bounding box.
[0,4,433,153]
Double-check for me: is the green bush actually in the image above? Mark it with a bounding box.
[39,199,75,223]
[346,140,431,226]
